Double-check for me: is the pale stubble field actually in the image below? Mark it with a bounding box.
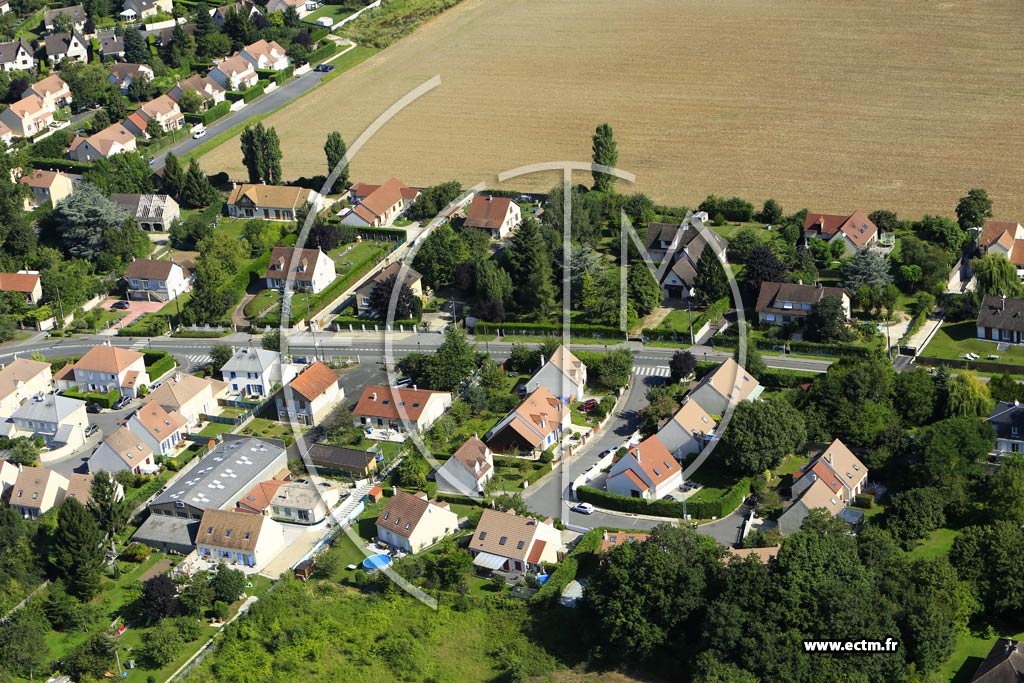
[202,0,1024,219]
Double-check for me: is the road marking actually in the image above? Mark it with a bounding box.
[185,355,212,367]
[632,366,670,377]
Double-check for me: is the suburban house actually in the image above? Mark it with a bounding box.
[755,281,851,326]
[65,472,108,505]
[142,372,228,426]
[154,23,196,47]
[599,530,651,554]
[977,295,1024,344]
[977,220,1024,281]
[20,169,74,208]
[463,194,521,239]
[969,639,1024,683]
[211,1,262,24]
[123,258,191,301]
[23,75,72,110]
[644,218,728,300]
[275,361,343,426]
[88,426,158,475]
[656,398,715,458]
[208,53,259,90]
[196,508,285,569]
[485,386,570,456]
[44,31,89,65]
[606,434,683,500]
[726,546,780,565]
[374,490,459,554]
[1,95,55,138]
[687,357,763,416]
[226,183,322,221]
[435,436,494,495]
[777,476,846,535]
[120,0,173,20]
[355,262,424,317]
[0,270,43,305]
[0,120,11,145]
[265,0,316,18]
[126,403,187,457]
[43,4,87,32]
[0,38,36,71]
[802,209,879,255]
[0,460,17,498]
[987,401,1024,457]
[525,344,587,402]
[240,39,289,70]
[69,123,138,161]
[124,94,185,136]
[263,246,337,294]
[111,193,181,232]
[9,394,88,449]
[109,62,154,93]
[221,346,297,398]
[167,73,226,108]
[3,465,69,518]
[135,436,287,553]
[0,358,52,419]
[790,439,868,503]
[468,508,561,576]
[98,33,124,60]
[305,443,378,477]
[238,478,340,524]
[54,345,151,398]
[352,385,452,436]
[342,178,420,227]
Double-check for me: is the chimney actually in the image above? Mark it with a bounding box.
[487,195,492,202]
[539,354,545,368]
[412,385,417,392]
[1003,294,1007,310]
[174,372,180,382]
[370,392,377,401]
[797,279,802,286]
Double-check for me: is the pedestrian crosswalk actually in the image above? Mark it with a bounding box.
[185,354,212,368]
[633,365,671,377]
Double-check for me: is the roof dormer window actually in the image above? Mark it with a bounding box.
[499,536,507,546]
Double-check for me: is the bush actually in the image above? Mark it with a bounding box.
[225,81,266,103]
[531,528,602,605]
[306,41,340,64]
[474,321,625,339]
[62,387,120,409]
[117,314,169,337]
[183,101,231,126]
[853,493,874,509]
[121,542,151,562]
[143,350,176,379]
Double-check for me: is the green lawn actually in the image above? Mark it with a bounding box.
[688,457,741,504]
[942,628,1024,683]
[197,421,236,439]
[922,320,1024,366]
[302,1,362,24]
[240,417,301,445]
[245,288,280,318]
[906,527,961,561]
[655,308,704,337]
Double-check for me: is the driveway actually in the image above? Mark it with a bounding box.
[99,298,166,334]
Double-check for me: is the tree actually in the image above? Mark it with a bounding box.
[84,151,154,194]
[0,605,49,679]
[986,455,1024,525]
[88,471,129,541]
[950,522,1024,619]
[324,131,349,194]
[51,11,73,33]
[169,213,215,249]
[756,198,782,224]
[894,368,935,426]
[128,72,156,102]
[868,209,900,233]
[141,620,184,667]
[163,151,184,198]
[692,653,760,683]
[179,570,214,615]
[919,214,965,254]
[63,632,117,682]
[52,497,105,600]
[720,398,806,475]
[5,438,38,466]
[367,273,415,320]
[886,487,946,547]
[243,219,278,256]
[240,122,282,184]
[946,371,993,418]
[901,557,976,674]
[694,247,729,303]
[412,222,469,289]
[60,61,117,110]
[726,227,759,263]
[210,343,233,370]
[742,245,786,302]
[841,249,892,290]
[955,188,992,230]
[591,123,618,193]
[473,259,513,321]
[971,252,1022,297]
[627,262,661,316]
[669,350,696,382]
[181,158,219,208]
[162,21,196,69]
[123,25,148,63]
[408,181,462,220]
[51,183,128,259]
[139,574,180,623]
[988,373,1024,403]
[423,327,477,391]
[804,295,849,343]
[211,565,246,603]
[502,218,556,318]
[178,87,205,114]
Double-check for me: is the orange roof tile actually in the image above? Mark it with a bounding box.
[287,362,338,401]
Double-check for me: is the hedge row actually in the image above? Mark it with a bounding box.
[474,321,626,339]
[256,66,294,85]
[62,387,120,409]
[531,528,602,606]
[225,81,266,103]
[184,101,231,126]
[714,331,875,358]
[310,27,329,42]
[143,350,176,380]
[524,461,553,486]
[689,478,751,520]
[356,226,406,243]
[308,41,340,64]
[433,492,486,508]
[25,157,94,174]
[576,485,685,517]
[899,309,928,346]
[117,314,168,337]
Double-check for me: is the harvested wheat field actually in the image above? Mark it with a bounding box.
[203,0,1024,218]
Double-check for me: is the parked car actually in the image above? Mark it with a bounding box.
[192,128,206,139]
[111,300,130,310]
[86,403,102,414]
[113,396,131,410]
[578,398,598,412]
[85,424,99,436]
[315,64,335,73]
[571,502,596,515]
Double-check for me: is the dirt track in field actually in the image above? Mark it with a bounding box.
[202,0,1024,220]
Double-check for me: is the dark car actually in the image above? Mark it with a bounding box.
[111,300,130,310]
[87,403,102,414]
[578,398,598,412]
[315,64,335,73]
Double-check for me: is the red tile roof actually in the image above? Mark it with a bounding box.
[464,195,514,229]
[0,272,39,293]
[353,385,444,421]
[287,361,338,401]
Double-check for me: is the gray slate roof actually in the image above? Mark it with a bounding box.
[977,295,1024,334]
[221,347,278,375]
[987,401,1024,441]
[13,394,84,423]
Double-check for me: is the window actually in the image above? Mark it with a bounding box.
[517,540,525,550]
[225,529,231,538]
[498,536,507,546]
[244,532,251,540]
[478,531,486,540]
[206,526,213,534]
[383,511,390,520]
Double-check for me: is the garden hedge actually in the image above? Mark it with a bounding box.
[62,387,120,409]
[184,101,230,126]
[143,350,176,380]
[475,321,625,339]
[714,330,876,359]
[531,528,602,606]
[225,81,266,103]
[577,476,751,520]
[307,41,340,64]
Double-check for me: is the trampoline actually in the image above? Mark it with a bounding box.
[362,554,393,572]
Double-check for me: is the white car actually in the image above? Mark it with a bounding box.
[572,502,596,515]
[192,128,206,139]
